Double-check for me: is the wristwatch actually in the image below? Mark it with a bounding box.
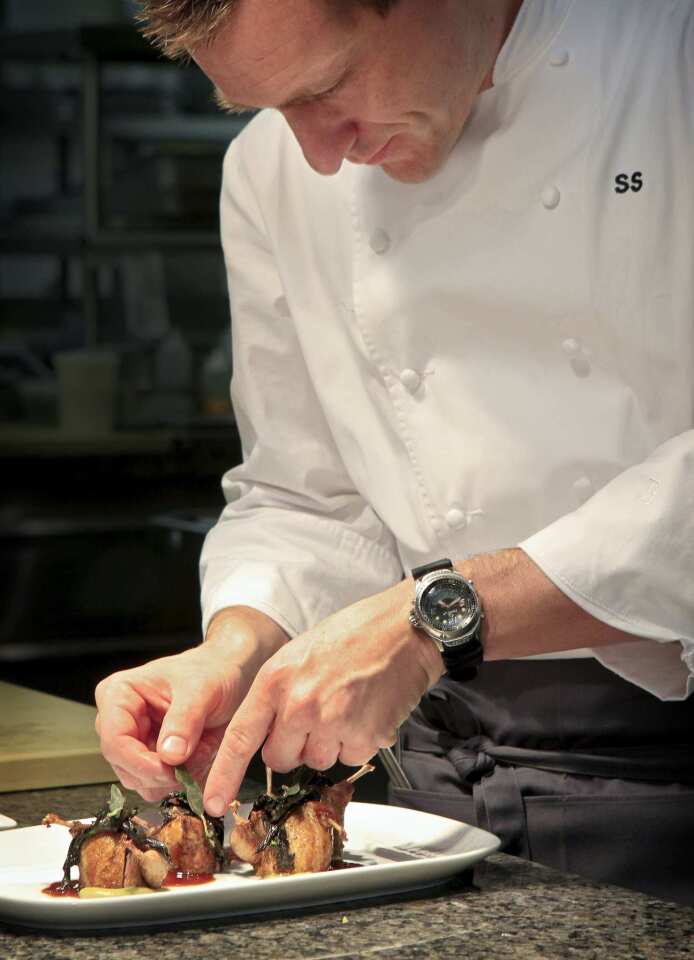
[409,558,484,681]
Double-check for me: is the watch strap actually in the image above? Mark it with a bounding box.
[441,636,483,682]
[411,558,453,580]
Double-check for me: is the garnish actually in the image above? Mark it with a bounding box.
[171,766,224,859]
[107,783,126,819]
[174,766,206,820]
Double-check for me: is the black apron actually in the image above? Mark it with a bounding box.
[390,659,694,905]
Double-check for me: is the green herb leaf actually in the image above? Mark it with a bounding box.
[108,784,126,818]
[174,765,223,858]
[174,765,205,820]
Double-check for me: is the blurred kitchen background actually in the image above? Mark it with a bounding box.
[0,0,253,704]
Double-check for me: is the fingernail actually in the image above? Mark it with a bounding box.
[206,796,226,817]
[161,735,187,758]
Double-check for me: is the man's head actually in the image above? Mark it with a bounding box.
[140,0,521,183]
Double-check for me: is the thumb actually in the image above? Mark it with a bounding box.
[156,680,215,766]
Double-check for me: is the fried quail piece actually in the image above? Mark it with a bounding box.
[154,802,218,873]
[274,798,343,876]
[318,779,353,860]
[229,766,368,878]
[44,787,172,891]
[43,813,143,888]
[228,802,262,866]
[42,812,88,836]
[76,833,169,889]
[79,833,136,888]
[125,843,171,888]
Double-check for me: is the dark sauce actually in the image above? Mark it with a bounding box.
[330,860,363,871]
[42,880,80,898]
[164,870,214,886]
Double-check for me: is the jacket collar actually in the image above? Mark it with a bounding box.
[493,0,576,85]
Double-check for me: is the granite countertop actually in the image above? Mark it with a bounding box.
[1,784,692,959]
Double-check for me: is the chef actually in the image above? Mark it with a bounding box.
[96,0,694,903]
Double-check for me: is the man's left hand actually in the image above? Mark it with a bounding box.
[202,579,443,816]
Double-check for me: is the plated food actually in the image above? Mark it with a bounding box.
[229,764,372,877]
[1,802,500,929]
[42,770,224,897]
[41,765,371,897]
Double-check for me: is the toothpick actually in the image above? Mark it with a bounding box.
[265,765,274,796]
[346,763,375,784]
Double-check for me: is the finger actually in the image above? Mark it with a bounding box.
[110,765,169,803]
[203,688,276,816]
[183,726,227,784]
[298,733,341,771]
[377,729,399,749]
[262,722,311,773]
[338,739,378,768]
[97,692,176,788]
[155,681,217,768]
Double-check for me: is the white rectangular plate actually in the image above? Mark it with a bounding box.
[0,802,499,930]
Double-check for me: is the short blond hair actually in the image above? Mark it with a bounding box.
[137,1,397,58]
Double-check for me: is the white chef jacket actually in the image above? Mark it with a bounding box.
[200,0,694,701]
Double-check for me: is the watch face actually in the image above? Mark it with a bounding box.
[420,576,477,636]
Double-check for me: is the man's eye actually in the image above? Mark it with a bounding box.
[306,74,349,104]
[307,85,339,104]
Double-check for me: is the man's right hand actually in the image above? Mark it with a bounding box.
[94,606,288,801]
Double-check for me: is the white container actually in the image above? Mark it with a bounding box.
[54,349,119,434]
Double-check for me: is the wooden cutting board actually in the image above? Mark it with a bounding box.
[0,682,115,792]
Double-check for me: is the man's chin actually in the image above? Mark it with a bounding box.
[380,150,446,184]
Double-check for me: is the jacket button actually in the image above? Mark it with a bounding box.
[541,186,561,209]
[561,337,581,357]
[400,368,421,393]
[573,476,593,499]
[445,507,467,529]
[370,228,391,254]
[549,49,570,67]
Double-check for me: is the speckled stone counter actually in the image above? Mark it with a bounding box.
[1,784,692,959]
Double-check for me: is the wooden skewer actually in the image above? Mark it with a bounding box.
[266,765,274,796]
[346,763,375,784]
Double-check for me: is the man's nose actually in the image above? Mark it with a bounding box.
[283,108,358,176]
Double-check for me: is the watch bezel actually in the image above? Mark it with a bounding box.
[411,568,482,647]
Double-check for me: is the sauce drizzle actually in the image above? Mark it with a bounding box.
[42,880,80,898]
[164,870,214,886]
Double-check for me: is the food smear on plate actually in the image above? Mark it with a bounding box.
[229,763,373,878]
[77,885,162,898]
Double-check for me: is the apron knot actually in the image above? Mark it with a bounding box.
[448,741,496,785]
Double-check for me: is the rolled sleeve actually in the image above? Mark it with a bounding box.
[520,430,694,700]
